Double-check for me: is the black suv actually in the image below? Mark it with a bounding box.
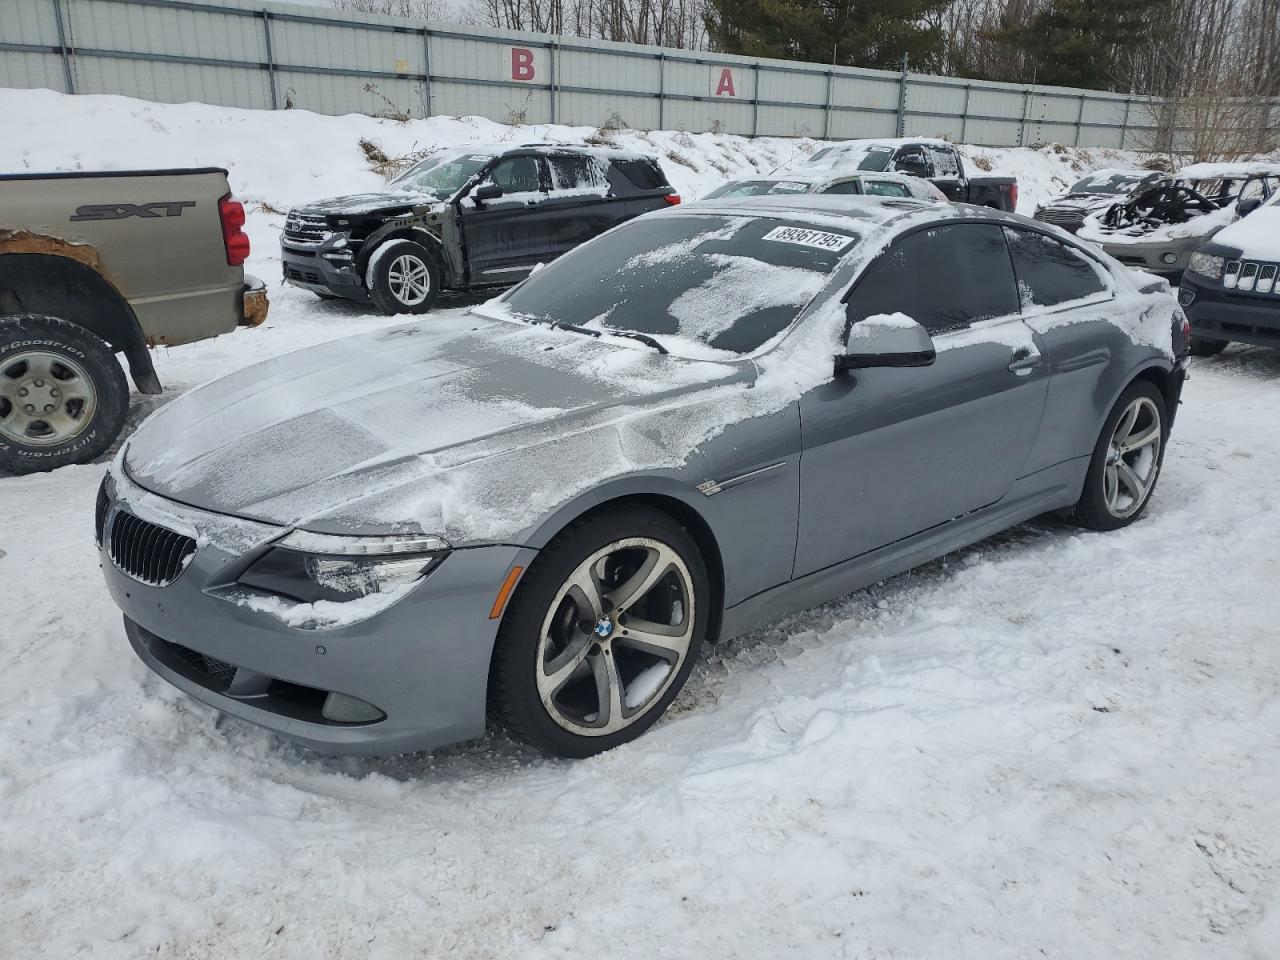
[281,144,680,314]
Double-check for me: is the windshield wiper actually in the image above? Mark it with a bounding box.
[541,320,668,355]
[613,331,668,355]
[550,321,601,338]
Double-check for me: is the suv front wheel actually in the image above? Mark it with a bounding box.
[0,314,129,474]
[365,239,442,315]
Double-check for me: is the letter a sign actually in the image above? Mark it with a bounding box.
[711,67,737,98]
[508,46,536,82]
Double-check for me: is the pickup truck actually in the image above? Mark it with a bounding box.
[281,144,679,314]
[803,138,1018,211]
[0,168,267,474]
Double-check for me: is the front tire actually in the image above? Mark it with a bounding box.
[1189,335,1228,357]
[0,315,128,474]
[1069,380,1167,531]
[366,239,441,315]
[489,505,711,758]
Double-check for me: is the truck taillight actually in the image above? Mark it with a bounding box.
[1010,183,1019,209]
[218,193,250,267]
[663,194,682,205]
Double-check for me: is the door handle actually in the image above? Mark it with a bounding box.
[1008,347,1043,376]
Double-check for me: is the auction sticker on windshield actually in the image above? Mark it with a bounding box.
[762,226,855,251]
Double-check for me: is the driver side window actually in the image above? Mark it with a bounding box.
[892,147,931,178]
[484,156,545,196]
[846,224,1019,335]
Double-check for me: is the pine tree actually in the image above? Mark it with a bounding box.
[980,0,1173,90]
[704,0,951,72]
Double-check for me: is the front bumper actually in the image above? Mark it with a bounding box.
[1181,272,1280,348]
[1098,236,1204,282]
[240,274,269,327]
[99,466,533,756]
[280,242,369,302]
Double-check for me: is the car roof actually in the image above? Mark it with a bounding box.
[722,170,922,187]
[437,143,654,162]
[1175,161,1280,180]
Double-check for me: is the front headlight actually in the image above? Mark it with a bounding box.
[1188,251,1225,280]
[239,532,450,604]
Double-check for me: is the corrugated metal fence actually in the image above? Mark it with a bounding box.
[2,0,1277,150]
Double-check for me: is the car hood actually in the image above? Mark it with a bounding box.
[1042,193,1115,213]
[124,311,750,540]
[1208,206,1280,259]
[292,192,444,217]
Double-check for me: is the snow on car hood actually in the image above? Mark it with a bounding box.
[124,310,748,543]
[293,192,442,217]
[1207,206,1280,260]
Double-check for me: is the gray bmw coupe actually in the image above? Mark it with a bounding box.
[98,195,1190,758]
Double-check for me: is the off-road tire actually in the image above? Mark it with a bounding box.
[489,505,711,758]
[366,239,442,316]
[1069,379,1168,531]
[0,315,129,475]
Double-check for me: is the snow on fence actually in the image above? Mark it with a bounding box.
[2,0,1277,150]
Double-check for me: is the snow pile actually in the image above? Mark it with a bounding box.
[2,87,1155,217]
[1209,204,1280,259]
[6,352,1280,957]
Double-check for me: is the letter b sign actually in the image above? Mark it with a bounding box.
[509,46,536,82]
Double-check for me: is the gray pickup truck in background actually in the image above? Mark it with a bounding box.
[0,167,267,474]
[803,138,1019,211]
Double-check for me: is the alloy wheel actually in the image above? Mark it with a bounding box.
[0,351,97,446]
[1103,395,1162,519]
[387,254,432,306]
[536,537,696,737]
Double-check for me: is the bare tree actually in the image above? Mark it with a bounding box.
[331,0,448,19]
[463,0,708,48]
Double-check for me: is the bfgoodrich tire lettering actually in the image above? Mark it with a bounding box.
[0,315,129,475]
[489,505,711,758]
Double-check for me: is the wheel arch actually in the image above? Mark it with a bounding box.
[0,249,160,394]
[357,227,451,283]
[523,482,727,645]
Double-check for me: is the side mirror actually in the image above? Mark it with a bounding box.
[836,313,936,372]
[473,182,503,203]
[1237,197,1263,217]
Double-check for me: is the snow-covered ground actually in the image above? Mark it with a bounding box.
[4,89,1280,958]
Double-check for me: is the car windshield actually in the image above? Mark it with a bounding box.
[494,214,855,355]
[389,149,495,199]
[1070,172,1151,195]
[808,144,894,171]
[704,179,814,198]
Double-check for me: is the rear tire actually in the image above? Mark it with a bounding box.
[489,505,710,758]
[1069,380,1167,531]
[1189,336,1228,357]
[366,239,441,315]
[0,314,128,474]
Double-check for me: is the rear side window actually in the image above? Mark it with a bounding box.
[846,223,1018,334]
[607,158,667,192]
[926,146,962,180]
[548,155,606,192]
[863,180,910,197]
[1003,227,1109,309]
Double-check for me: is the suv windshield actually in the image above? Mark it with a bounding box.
[495,214,855,355]
[1070,172,1152,195]
[704,179,813,199]
[390,149,495,199]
